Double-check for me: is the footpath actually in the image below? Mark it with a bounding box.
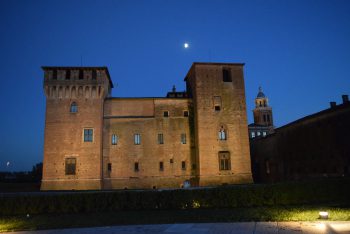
[6,221,350,233]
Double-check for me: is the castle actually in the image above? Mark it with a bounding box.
[41,62,253,190]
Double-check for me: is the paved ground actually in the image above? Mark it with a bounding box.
[6,222,350,234]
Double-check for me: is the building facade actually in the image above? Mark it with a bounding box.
[248,87,274,139]
[250,95,350,183]
[41,63,253,190]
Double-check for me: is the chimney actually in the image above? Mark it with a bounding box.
[342,95,349,104]
[330,102,336,108]
[172,85,176,93]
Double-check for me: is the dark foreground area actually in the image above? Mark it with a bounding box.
[1,206,350,232]
[1,178,350,232]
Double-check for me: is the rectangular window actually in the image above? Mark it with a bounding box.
[159,161,164,171]
[218,129,226,140]
[181,133,186,144]
[257,131,261,136]
[158,133,164,144]
[181,161,186,170]
[111,134,118,145]
[263,132,267,137]
[213,96,221,111]
[134,162,139,172]
[263,114,267,122]
[251,132,256,138]
[65,158,76,175]
[219,152,231,171]
[183,110,189,117]
[222,68,232,82]
[163,111,169,117]
[84,129,93,142]
[107,163,112,172]
[267,115,270,122]
[134,134,141,145]
[170,158,174,163]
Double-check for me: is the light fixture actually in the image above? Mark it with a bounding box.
[319,211,329,219]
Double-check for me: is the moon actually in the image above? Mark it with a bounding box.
[184,43,189,49]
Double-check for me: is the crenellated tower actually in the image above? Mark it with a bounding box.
[41,67,113,190]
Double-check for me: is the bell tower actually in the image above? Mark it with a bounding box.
[253,86,273,126]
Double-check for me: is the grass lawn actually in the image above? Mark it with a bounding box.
[1,206,350,232]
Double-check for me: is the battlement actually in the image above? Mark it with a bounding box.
[42,67,113,99]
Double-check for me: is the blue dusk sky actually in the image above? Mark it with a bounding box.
[0,0,349,171]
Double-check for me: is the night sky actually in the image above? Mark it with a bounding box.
[1,0,350,171]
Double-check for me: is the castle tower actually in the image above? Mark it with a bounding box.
[185,63,253,186]
[41,67,113,190]
[253,87,273,126]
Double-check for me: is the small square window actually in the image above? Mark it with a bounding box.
[163,111,169,117]
[84,129,93,142]
[170,159,174,163]
[251,132,256,138]
[183,111,189,117]
[134,134,141,145]
[159,161,164,171]
[134,162,139,172]
[215,105,221,111]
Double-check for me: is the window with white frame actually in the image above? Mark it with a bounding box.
[84,129,93,142]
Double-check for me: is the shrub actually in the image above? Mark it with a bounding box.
[0,178,349,216]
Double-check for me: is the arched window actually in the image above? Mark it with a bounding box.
[218,126,227,140]
[70,102,78,113]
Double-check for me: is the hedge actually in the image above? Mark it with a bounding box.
[1,178,349,215]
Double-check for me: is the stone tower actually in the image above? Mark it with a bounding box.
[41,67,113,190]
[185,63,253,186]
[253,86,273,126]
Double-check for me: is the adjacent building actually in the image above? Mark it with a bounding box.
[250,95,350,183]
[41,62,253,190]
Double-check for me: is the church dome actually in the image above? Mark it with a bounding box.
[257,86,266,98]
